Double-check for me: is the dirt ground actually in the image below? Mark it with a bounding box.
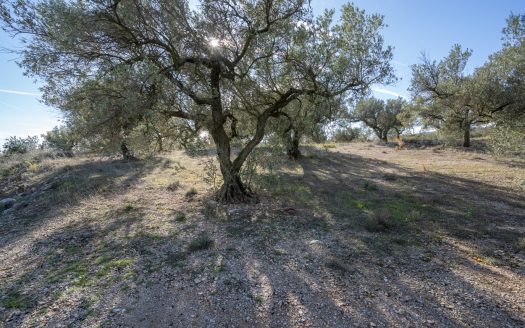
[1,143,524,327]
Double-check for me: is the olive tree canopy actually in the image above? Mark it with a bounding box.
[1,0,394,202]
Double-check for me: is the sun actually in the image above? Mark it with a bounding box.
[209,38,220,48]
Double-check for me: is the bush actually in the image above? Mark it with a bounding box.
[2,136,40,155]
[331,127,365,143]
[489,123,525,158]
[42,126,77,152]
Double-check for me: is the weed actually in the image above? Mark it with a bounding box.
[404,210,422,223]
[186,187,198,197]
[167,180,181,191]
[325,260,348,273]
[472,254,497,266]
[392,235,411,246]
[124,203,134,211]
[1,291,33,309]
[175,212,187,222]
[364,181,378,191]
[202,200,217,218]
[224,277,245,291]
[188,232,214,252]
[96,257,136,277]
[165,251,186,268]
[514,237,525,252]
[252,295,264,305]
[466,205,476,219]
[383,174,397,181]
[322,143,337,150]
[202,156,220,192]
[363,210,394,232]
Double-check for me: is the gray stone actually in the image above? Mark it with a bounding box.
[0,198,16,210]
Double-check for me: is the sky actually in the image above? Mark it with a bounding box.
[0,0,523,144]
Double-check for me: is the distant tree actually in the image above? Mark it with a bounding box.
[331,126,366,143]
[352,97,406,142]
[2,136,40,155]
[410,44,515,147]
[1,0,394,202]
[42,125,77,153]
[277,96,342,159]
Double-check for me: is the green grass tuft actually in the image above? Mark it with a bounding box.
[188,232,214,252]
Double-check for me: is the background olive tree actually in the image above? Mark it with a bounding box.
[352,97,407,142]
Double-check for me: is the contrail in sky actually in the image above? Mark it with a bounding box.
[371,87,409,100]
[0,89,41,96]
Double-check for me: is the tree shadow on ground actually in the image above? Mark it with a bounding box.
[1,148,524,327]
[0,158,166,249]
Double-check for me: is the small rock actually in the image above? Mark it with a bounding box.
[0,198,16,210]
[308,240,322,245]
[112,308,126,314]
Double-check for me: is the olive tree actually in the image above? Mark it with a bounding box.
[352,97,406,142]
[486,13,525,155]
[410,45,514,147]
[275,96,341,159]
[1,0,394,202]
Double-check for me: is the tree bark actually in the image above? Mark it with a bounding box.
[286,129,301,160]
[208,62,254,203]
[120,140,135,160]
[156,134,164,152]
[373,129,388,142]
[463,127,471,147]
[378,130,388,142]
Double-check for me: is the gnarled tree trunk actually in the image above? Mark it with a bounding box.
[285,129,301,160]
[208,63,255,203]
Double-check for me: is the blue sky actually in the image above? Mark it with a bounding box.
[0,0,523,144]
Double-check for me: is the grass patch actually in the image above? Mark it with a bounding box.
[202,200,217,218]
[185,187,198,197]
[363,181,378,191]
[363,210,395,232]
[96,257,136,278]
[188,232,214,252]
[175,212,187,222]
[167,181,180,191]
[1,291,33,309]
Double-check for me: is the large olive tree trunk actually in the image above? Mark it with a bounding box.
[205,63,300,203]
[208,64,255,203]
